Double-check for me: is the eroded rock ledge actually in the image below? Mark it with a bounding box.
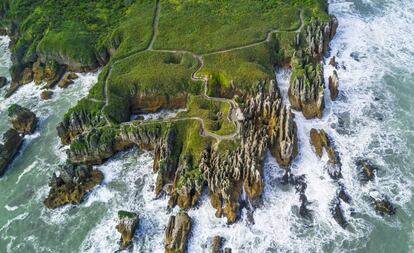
[44,163,103,209]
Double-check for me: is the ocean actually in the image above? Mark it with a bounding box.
[0,0,413,252]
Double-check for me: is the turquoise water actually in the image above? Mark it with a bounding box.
[0,0,413,252]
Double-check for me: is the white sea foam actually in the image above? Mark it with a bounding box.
[4,205,19,212]
[15,160,38,185]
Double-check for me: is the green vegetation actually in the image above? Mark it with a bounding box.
[70,127,117,152]
[155,0,312,54]
[178,95,236,136]
[104,51,203,123]
[118,210,137,219]
[198,41,278,97]
[1,0,155,67]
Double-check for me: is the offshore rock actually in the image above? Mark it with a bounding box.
[305,17,338,60]
[356,160,378,182]
[0,76,7,88]
[310,128,342,179]
[57,72,78,88]
[8,104,37,134]
[116,211,139,250]
[329,70,339,100]
[369,191,396,215]
[212,236,223,253]
[288,52,325,119]
[164,212,191,253]
[0,129,23,177]
[57,107,105,145]
[40,90,53,100]
[44,163,103,209]
[330,199,347,228]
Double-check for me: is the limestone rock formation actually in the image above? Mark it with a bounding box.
[116,211,139,250]
[164,212,191,253]
[329,70,339,100]
[40,90,53,100]
[330,199,347,228]
[289,53,325,119]
[0,129,23,177]
[8,104,37,134]
[309,128,342,179]
[212,236,223,253]
[0,76,7,88]
[288,16,338,119]
[44,163,103,209]
[271,105,298,168]
[57,72,78,88]
[305,17,338,60]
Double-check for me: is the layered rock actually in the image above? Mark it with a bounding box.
[44,163,103,208]
[8,104,37,134]
[369,191,396,215]
[6,59,66,97]
[40,90,53,100]
[164,212,191,253]
[200,82,297,223]
[329,70,339,100]
[288,53,325,119]
[304,17,338,61]
[116,211,139,250]
[309,128,342,179]
[57,72,78,88]
[0,129,23,177]
[0,76,7,88]
[289,16,338,119]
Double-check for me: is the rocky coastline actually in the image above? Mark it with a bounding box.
[0,0,399,251]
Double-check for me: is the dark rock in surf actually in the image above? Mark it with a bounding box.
[330,200,347,228]
[164,212,191,253]
[329,70,339,100]
[8,104,37,134]
[0,129,23,177]
[116,211,139,250]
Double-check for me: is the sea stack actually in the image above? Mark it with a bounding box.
[8,104,38,134]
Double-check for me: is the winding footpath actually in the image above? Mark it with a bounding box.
[97,0,305,143]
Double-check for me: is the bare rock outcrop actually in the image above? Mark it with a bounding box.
[164,212,191,253]
[329,70,339,100]
[8,104,37,134]
[0,129,23,177]
[212,236,223,253]
[288,53,325,119]
[44,163,103,208]
[116,211,139,250]
[40,90,53,100]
